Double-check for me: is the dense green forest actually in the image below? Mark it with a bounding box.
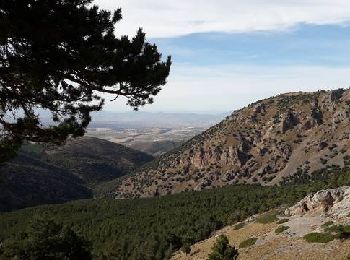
[1,167,350,259]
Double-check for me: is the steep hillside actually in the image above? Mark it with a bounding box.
[0,137,153,211]
[113,89,350,198]
[173,187,350,260]
[0,152,91,212]
[44,137,154,186]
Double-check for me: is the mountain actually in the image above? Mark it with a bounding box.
[112,89,350,198]
[0,137,153,211]
[44,137,154,186]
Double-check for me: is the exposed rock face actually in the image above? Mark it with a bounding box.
[112,89,350,198]
[281,109,299,133]
[285,186,350,218]
[330,88,345,101]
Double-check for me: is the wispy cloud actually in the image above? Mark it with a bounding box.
[94,1,350,113]
[96,0,350,38]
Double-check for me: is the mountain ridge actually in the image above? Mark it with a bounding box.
[111,89,350,198]
[44,137,154,186]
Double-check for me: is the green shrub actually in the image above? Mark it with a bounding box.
[239,237,258,248]
[208,235,238,260]
[303,233,335,243]
[181,244,191,255]
[321,221,334,228]
[325,224,350,239]
[256,213,278,224]
[275,225,289,234]
[277,219,289,224]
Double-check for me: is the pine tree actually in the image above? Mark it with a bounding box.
[0,0,171,161]
[208,235,238,260]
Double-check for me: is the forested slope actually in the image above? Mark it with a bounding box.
[1,167,350,259]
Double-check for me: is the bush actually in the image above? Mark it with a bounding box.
[233,223,245,230]
[325,224,350,239]
[239,237,258,248]
[303,233,335,243]
[181,244,191,255]
[275,225,289,234]
[321,221,334,228]
[208,235,238,260]
[276,219,289,224]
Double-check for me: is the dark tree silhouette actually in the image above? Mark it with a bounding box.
[0,0,171,161]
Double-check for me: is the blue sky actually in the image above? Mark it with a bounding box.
[96,0,350,113]
[154,24,350,67]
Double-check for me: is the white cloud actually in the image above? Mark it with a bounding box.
[93,1,350,113]
[104,64,350,112]
[95,0,350,38]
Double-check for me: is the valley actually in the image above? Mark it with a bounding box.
[85,112,224,156]
[86,126,202,156]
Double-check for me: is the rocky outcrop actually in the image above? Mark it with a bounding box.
[285,186,350,217]
[281,110,299,133]
[330,88,345,101]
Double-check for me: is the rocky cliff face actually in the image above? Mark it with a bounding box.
[285,186,350,218]
[113,89,350,198]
